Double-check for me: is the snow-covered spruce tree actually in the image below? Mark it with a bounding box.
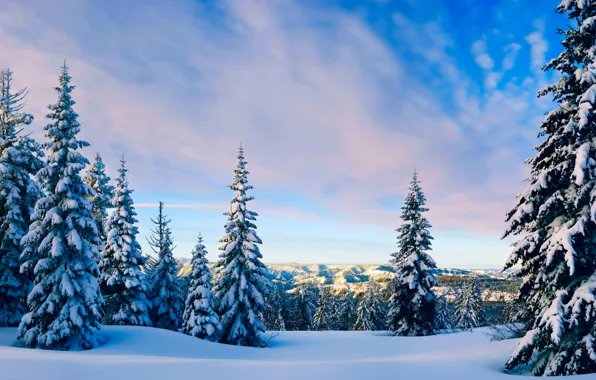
[271,286,288,331]
[354,283,384,331]
[339,290,357,331]
[263,282,289,331]
[292,283,317,331]
[354,296,374,331]
[375,290,389,330]
[313,286,333,331]
[435,295,454,332]
[98,158,151,326]
[502,1,596,375]
[181,234,221,341]
[83,153,114,242]
[0,69,44,327]
[330,293,343,330]
[263,283,278,330]
[18,64,104,350]
[453,279,484,331]
[213,146,270,346]
[387,170,438,336]
[147,202,185,331]
[272,277,296,330]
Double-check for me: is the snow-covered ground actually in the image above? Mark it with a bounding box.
[0,326,550,380]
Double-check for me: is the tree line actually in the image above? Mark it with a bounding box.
[260,276,517,333]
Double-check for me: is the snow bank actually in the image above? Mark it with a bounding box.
[0,326,555,380]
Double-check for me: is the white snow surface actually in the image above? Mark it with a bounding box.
[0,326,563,380]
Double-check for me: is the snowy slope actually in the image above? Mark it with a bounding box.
[0,326,565,380]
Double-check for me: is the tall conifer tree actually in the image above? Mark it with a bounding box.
[354,283,384,331]
[0,69,44,326]
[453,279,484,331]
[147,202,184,331]
[18,64,104,350]
[435,295,454,332]
[99,158,151,326]
[292,283,317,331]
[502,1,596,375]
[387,171,438,336]
[313,286,333,331]
[181,234,221,341]
[213,146,270,347]
[338,290,357,331]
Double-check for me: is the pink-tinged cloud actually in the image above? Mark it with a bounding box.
[0,0,546,238]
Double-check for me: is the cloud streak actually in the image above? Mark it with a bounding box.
[0,0,554,261]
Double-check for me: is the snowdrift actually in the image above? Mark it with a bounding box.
[0,326,569,380]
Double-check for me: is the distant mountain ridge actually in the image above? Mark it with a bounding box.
[177,260,512,285]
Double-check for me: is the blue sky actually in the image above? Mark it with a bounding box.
[0,0,566,268]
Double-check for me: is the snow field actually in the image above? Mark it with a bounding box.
[0,326,537,380]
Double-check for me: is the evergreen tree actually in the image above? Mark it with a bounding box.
[263,282,289,331]
[501,294,526,325]
[263,283,279,330]
[338,290,357,331]
[330,293,343,330]
[435,295,454,332]
[354,296,374,331]
[83,153,114,242]
[18,64,104,350]
[387,170,438,336]
[213,146,270,347]
[273,276,296,330]
[291,283,317,331]
[453,279,484,331]
[181,234,221,341]
[98,158,151,326]
[147,202,185,331]
[313,286,333,331]
[502,1,596,375]
[275,309,286,331]
[354,283,384,331]
[0,69,44,327]
[375,289,389,330]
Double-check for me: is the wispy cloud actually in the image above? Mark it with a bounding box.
[472,40,495,71]
[502,42,522,71]
[525,19,548,78]
[0,0,554,258]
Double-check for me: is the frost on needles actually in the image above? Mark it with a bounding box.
[181,234,221,341]
[387,170,438,336]
[502,0,596,375]
[18,64,104,350]
[99,158,152,327]
[213,145,270,347]
[0,69,44,327]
